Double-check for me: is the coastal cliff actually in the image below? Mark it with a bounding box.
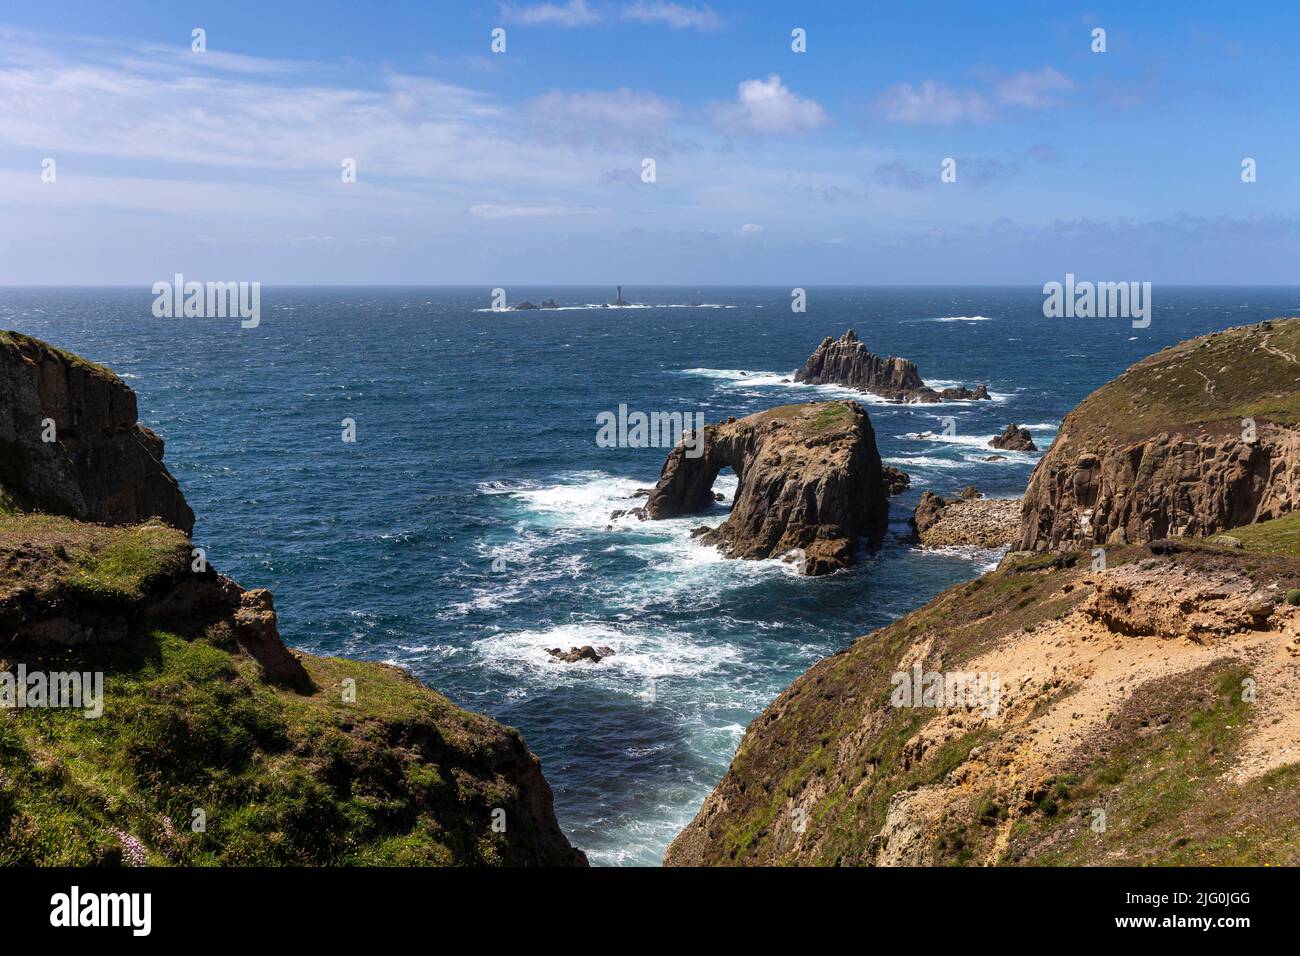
[1020,319,1300,550]
[643,401,889,575]
[0,333,585,866]
[0,332,193,533]
[795,330,989,403]
[666,322,1300,866]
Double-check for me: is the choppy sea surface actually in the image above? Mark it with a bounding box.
[3,286,1298,865]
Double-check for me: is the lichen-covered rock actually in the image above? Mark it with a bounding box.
[643,401,889,574]
[0,331,194,533]
[794,330,989,404]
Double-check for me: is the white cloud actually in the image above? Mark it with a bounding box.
[498,0,601,27]
[710,74,828,134]
[876,81,992,125]
[877,68,1073,124]
[736,222,766,238]
[530,88,677,130]
[470,203,603,219]
[623,2,722,31]
[994,66,1073,108]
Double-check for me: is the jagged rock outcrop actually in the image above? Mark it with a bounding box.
[0,331,194,533]
[643,401,889,575]
[990,423,1036,452]
[882,465,911,497]
[911,489,1020,548]
[794,330,990,404]
[1020,318,1300,551]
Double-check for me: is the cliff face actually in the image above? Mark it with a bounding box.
[794,330,989,403]
[0,332,193,534]
[0,332,585,866]
[643,401,889,575]
[1020,319,1300,551]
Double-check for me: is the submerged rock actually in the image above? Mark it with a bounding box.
[546,645,615,663]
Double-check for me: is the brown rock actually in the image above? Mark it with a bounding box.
[794,330,990,404]
[990,423,1037,452]
[0,332,194,534]
[642,401,890,575]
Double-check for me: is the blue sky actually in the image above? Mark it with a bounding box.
[1,0,1296,284]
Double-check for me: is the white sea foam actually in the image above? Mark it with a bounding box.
[931,315,993,322]
[885,455,968,470]
[899,430,1042,460]
[474,303,735,313]
[475,622,741,685]
[915,543,1008,573]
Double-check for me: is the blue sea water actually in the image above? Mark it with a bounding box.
[2,285,1298,865]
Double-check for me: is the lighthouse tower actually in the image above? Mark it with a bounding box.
[615,286,624,306]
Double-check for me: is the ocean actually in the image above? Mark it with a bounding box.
[3,285,1298,865]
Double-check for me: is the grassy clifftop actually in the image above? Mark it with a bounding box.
[1054,317,1300,452]
[0,331,585,866]
[0,512,585,865]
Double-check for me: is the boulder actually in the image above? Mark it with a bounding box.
[882,465,911,497]
[990,423,1037,452]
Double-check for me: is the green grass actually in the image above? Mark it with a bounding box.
[0,514,191,604]
[1054,317,1300,450]
[757,401,856,435]
[0,627,551,866]
[1228,511,1300,558]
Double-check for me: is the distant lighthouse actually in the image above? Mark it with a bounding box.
[615,286,624,306]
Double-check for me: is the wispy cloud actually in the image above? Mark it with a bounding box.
[876,67,1072,125]
[710,74,828,134]
[498,0,600,27]
[994,66,1072,108]
[876,81,992,125]
[469,203,604,218]
[529,87,677,145]
[623,1,722,31]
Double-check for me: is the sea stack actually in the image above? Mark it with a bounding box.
[794,330,989,404]
[641,401,890,575]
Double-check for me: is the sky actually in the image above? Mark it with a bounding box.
[1,0,1297,285]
